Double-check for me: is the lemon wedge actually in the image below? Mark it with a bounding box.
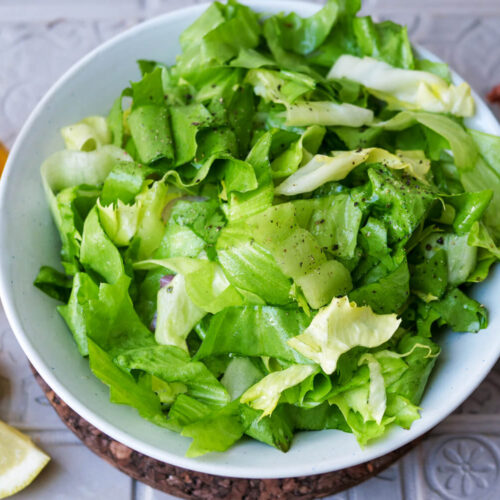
[0,420,50,499]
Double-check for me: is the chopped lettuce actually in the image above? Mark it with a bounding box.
[36,0,498,457]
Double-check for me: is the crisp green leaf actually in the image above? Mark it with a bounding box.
[329,55,474,116]
[241,364,317,417]
[34,266,73,302]
[195,306,312,363]
[288,296,401,374]
[116,345,230,407]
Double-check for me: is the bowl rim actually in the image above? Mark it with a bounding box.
[1,0,500,479]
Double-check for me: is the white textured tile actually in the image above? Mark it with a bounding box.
[364,0,500,14]
[0,0,141,21]
[0,18,138,148]
[420,434,500,500]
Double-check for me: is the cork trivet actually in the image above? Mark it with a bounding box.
[31,365,422,499]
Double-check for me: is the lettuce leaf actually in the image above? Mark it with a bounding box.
[236,201,354,310]
[177,0,260,77]
[275,147,430,196]
[194,306,312,363]
[59,272,155,357]
[377,111,478,169]
[51,185,99,275]
[271,125,325,179]
[287,402,349,432]
[284,101,374,127]
[154,273,205,351]
[245,68,315,105]
[61,116,112,151]
[288,296,400,374]
[367,166,437,244]
[305,0,361,68]
[241,364,318,417]
[329,55,474,116]
[221,357,264,400]
[240,404,294,451]
[357,354,386,424]
[98,179,170,256]
[134,257,243,314]
[294,193,363,260]
[80,207,124,284]
[269,0,340,55]
[462,130,500,242]
[349,258,410,314]
[353,17,414,69]
[387,334,440,404]
[88,339,168,426]
[115,345,230,408]
[181,401,245,457]
[216,224,292,305]
[430,288,488,333]
[170,103,213,166]
[420,232,477,287]
[225,130,275,222]
[468,222,500,260]
[34,266,73,302]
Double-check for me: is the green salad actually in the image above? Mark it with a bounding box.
[35,0,500,457]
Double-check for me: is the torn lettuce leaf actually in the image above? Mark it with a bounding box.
[115,345,230,408]
[194,306,312,363]
[463,130,500,242]
[134,257,244,314]
[241,364,318,417]
[329,55,474,116]
[353,17,414,69]
[269,0,340,55]
[288,296,401,374]
[61,116,112,152]
[377,111,478,170]
[154,273,206,351]
[34,266,73,302]
[275,147,431,196]
[88,339,168,426]
[284,101,374,127]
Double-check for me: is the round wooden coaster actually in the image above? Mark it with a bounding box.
[31,366,421,499]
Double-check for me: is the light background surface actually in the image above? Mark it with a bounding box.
[1,0,500,498]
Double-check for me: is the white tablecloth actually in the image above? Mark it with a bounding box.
[1,1,500,498]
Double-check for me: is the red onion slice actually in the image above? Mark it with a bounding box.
[160,274,175,288]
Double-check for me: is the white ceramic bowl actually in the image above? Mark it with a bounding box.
[1,0,499,479]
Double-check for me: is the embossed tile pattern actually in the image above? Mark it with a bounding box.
[0,1,500,499]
